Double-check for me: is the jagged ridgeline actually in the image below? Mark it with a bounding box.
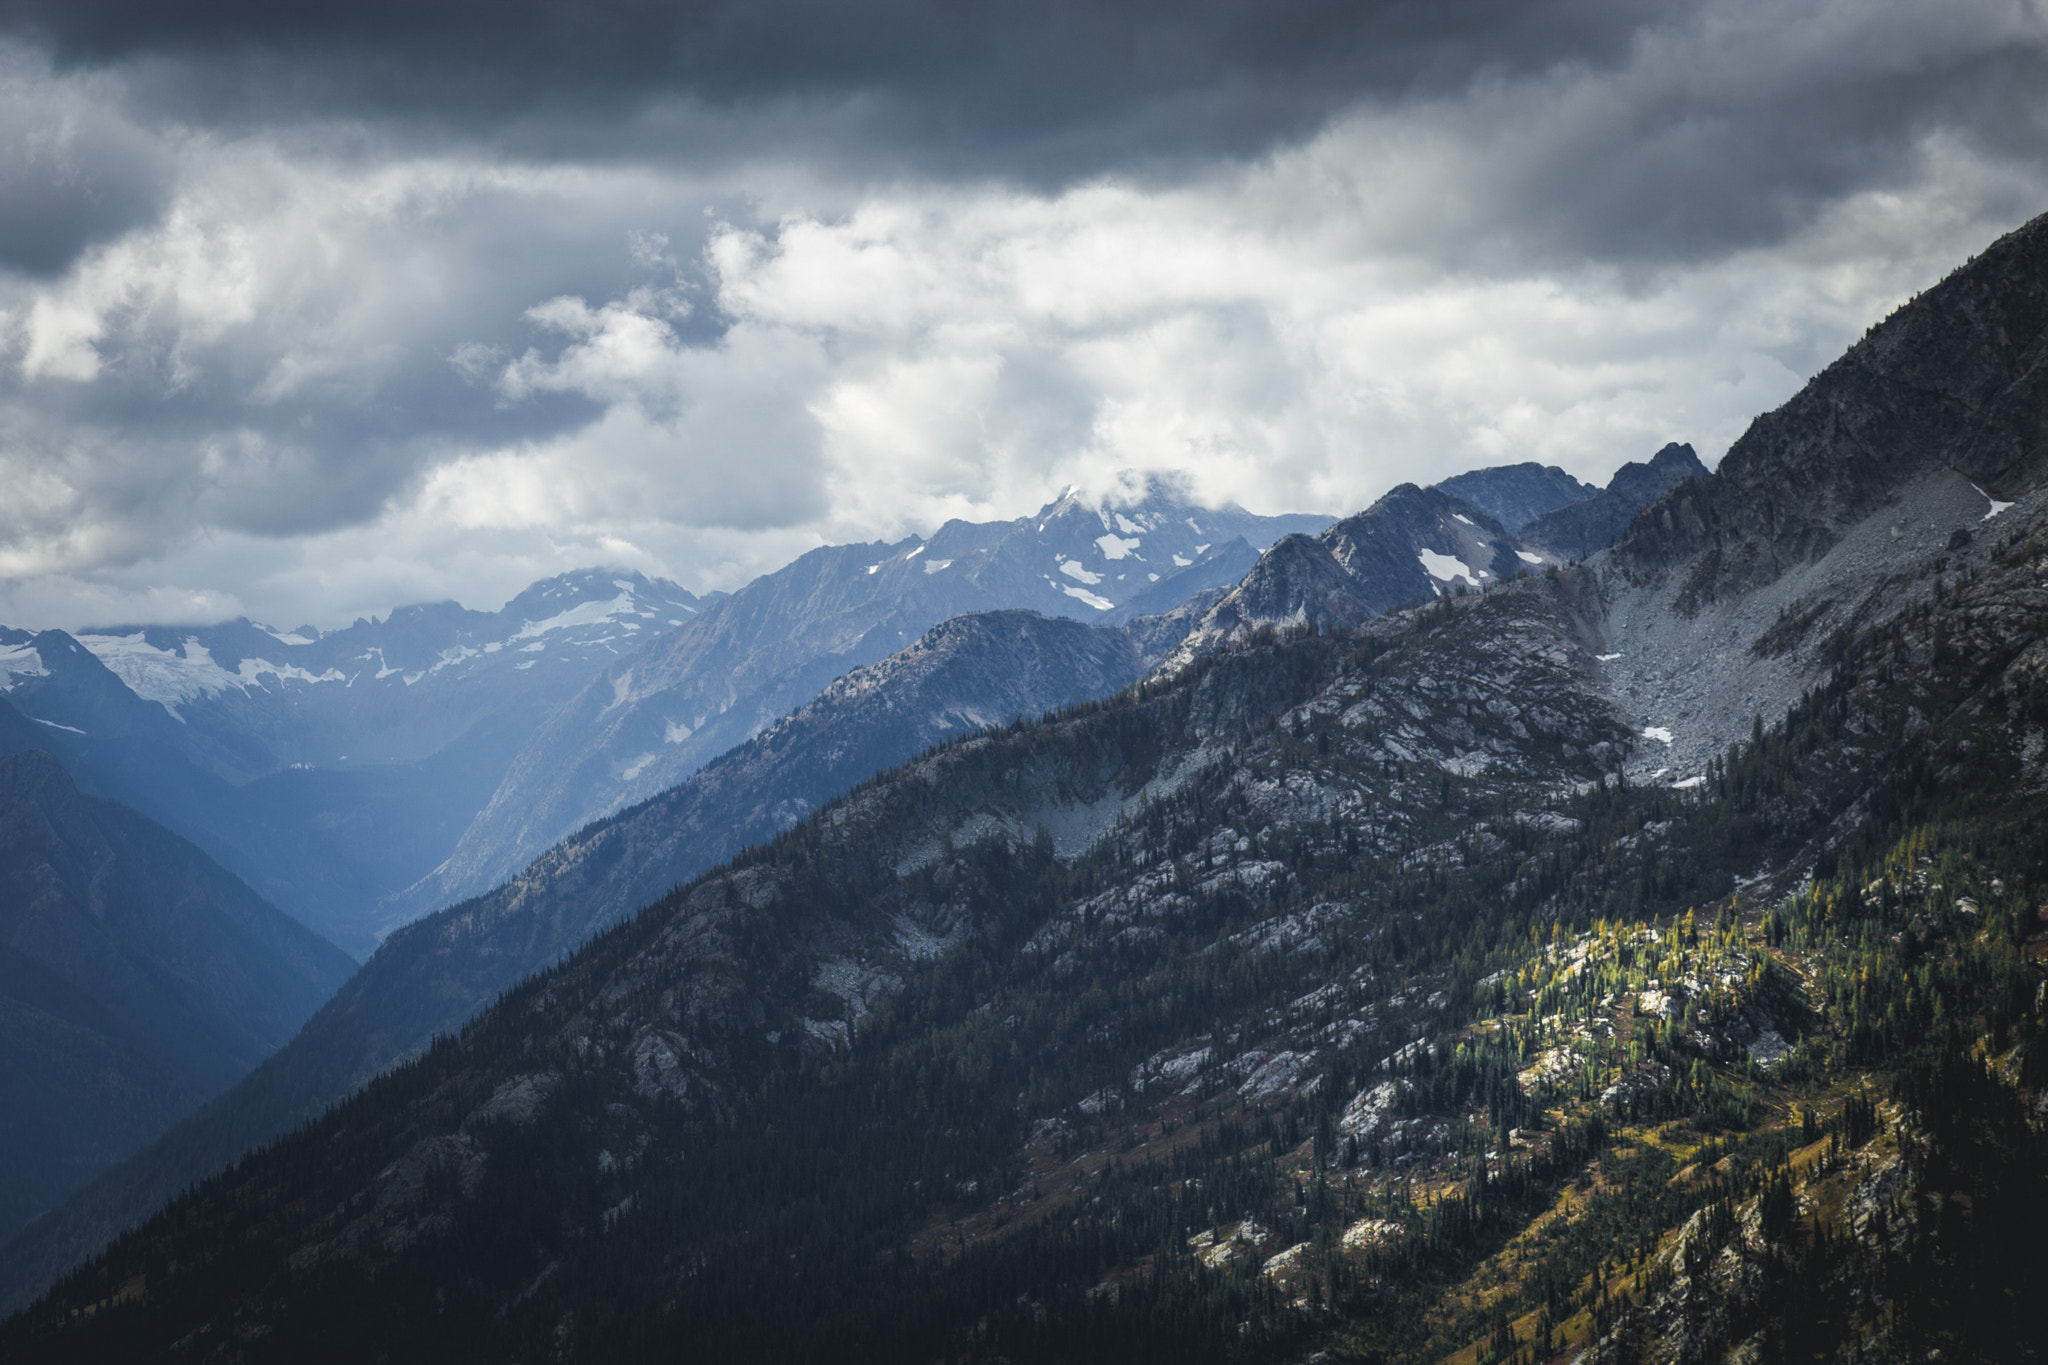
[8,220,2048,1362]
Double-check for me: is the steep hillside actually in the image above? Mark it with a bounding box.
[0,749,354,1243]
[10,469,2046,1358]
[0,609,1152,1308]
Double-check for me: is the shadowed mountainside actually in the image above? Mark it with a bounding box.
[0,744,353,1243]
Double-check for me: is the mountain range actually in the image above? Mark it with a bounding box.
[390,485,1334,926]
[7,209,2045,1363]
[0,496,1327,958]
[0,435,1707,1308]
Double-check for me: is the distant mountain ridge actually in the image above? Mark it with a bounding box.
[0,572,709,954]
[1164,444,1707,669]
[1517,442,1707,562]
[1433,461,1598,532]
[396,483,1332,922]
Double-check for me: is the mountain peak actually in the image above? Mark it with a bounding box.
[1614,208,2048,610]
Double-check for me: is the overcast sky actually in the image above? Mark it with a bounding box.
[0,0,2044,630]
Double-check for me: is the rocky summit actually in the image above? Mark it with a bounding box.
[5,214,2048,1365]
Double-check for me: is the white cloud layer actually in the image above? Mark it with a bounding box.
[1,0,2046,630]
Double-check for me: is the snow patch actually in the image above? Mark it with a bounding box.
[1062,584,1114,611]
[1114,513,1144,534]
[621,752,658,782]
[1973,483,2014,519]
[1417,549,1475,583]
[1060,559,1105,585]
[1516,549,1544,564]
[514,590,637,640]
[1673,775,1706,789]
[1172,554,1192,567]
[1642,726,1674,744]
[663,719,692,744]
[0,642,46,684]
[922,558,953,574]
[1596,652,1623,662]
[34,717,86,734]
[1452,512,1474,526]
[1095,533,1141,560]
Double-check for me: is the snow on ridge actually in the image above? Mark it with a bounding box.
[0,642,46,685]
[79,633,345,708]
[514,590,638,641]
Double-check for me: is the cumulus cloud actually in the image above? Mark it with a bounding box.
[0,2,2044,629]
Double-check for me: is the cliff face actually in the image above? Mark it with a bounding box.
[1615,214,2048,612]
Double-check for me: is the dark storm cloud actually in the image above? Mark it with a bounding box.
[0,68,168,275]
[2,0,2043,273]
[0,0,1669,179]
[0,0,2045,632]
